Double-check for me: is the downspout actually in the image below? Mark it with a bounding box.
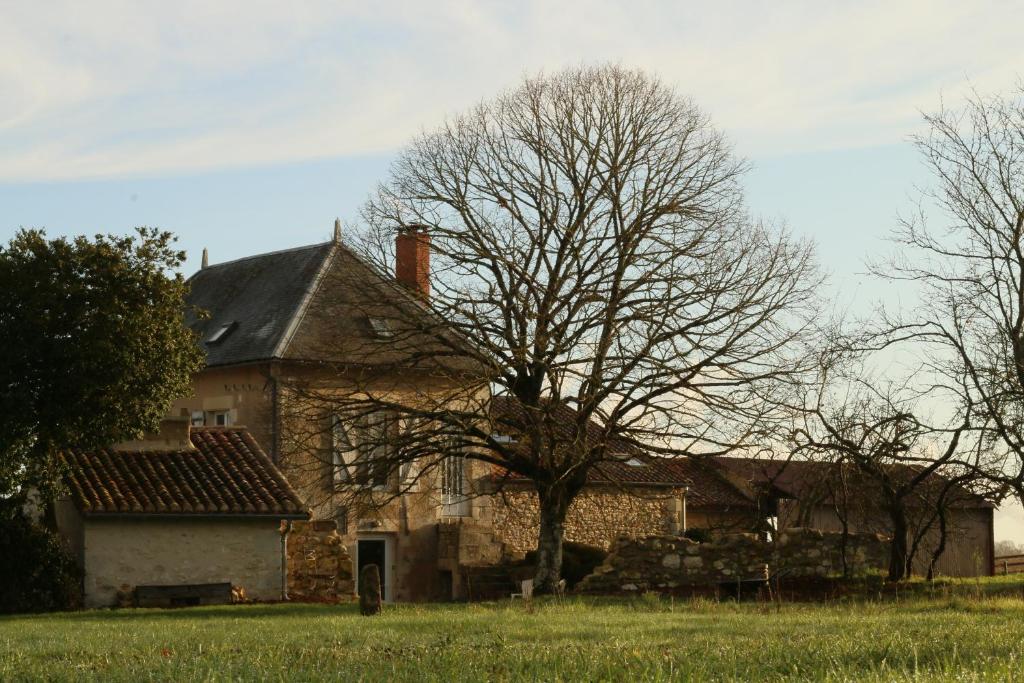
[281,520,292,600]
[681,487,688,533]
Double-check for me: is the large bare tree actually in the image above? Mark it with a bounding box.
[872,86,1024,505]
[287,65,819,592]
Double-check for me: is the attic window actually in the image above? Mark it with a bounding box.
[368,316,394,339]
[625,458,645,467]
[206,321,237,344]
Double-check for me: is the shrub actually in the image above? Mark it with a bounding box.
[0,515,82,613]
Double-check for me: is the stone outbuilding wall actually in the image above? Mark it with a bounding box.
[286,520,355,602]
[578,528,889,593]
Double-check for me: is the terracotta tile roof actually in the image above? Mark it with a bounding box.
[62,427,309,518]
[489,396,755,508]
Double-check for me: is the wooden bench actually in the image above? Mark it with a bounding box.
[135,582,233,608]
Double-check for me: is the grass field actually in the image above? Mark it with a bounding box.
[3,583,1024,681]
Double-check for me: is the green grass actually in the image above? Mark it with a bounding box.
[2,591,1024,681]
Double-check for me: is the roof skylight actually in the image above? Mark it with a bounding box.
[206,321,237,344]
[368,316,394,339]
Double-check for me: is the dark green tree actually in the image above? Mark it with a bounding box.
[0,228,204,501]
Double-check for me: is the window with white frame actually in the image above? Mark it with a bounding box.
[440,454,470,517]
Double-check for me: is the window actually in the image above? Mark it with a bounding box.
[190,410,205,427]
[625,457,644,467]
[201,411,232,428]
[206,321,237,344]
[331,411,398,490]
[441,455,470,517]
[491,433,516,444]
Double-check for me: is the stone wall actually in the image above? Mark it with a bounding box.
[577,528,889,594]
[286,520,355,602]
[82,517,285,608]
[492,487,683,554]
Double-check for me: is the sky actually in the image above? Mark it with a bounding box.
[3,1,1024,543]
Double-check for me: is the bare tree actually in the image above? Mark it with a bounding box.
[285,65,819,592]
[791,353,974,581]
[871,85,1024,505]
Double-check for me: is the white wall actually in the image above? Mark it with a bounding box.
[81,517,284,608]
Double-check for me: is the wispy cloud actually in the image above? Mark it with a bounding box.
[1,0,1021,181]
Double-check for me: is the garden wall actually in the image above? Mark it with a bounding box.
[577,528,889,593]
[286,520,356,602]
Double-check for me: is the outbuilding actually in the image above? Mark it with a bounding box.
[56,418,309,608]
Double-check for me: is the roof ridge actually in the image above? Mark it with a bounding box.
[187,241,333,277]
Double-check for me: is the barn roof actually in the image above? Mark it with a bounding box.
[61,427,309,518]
[710,456,994,510]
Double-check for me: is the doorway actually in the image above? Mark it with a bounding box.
[357,536,394,602]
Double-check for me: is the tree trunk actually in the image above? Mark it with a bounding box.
[887,500,910,582]
[533,486,572,594]
[927,505,949,582]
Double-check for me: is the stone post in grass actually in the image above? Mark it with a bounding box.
[359,564,382,616]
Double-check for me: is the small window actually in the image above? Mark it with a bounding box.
[190,410,205,427]
[367,317,394,339]
[206,321,237,345]
[625,458,645,467]
[206,410,230,426]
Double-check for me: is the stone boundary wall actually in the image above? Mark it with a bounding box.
[286,520,356,602]
[492,488,682,555]
[578,528,889,593]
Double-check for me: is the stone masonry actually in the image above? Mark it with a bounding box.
[577,528,889,593]
[286,520,356,602]
[492,488,681,555]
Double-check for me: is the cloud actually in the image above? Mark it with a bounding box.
[1,0,1022,181]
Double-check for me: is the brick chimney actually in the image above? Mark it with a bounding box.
[395,225,430,298]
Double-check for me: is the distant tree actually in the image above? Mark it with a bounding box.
[0,228,204,503]
[872,85,1024,507]
[286,65,819,593]
[995,539,1023,557]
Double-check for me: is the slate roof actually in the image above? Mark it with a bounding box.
[61,427,309,518]
[185,242,334,367]
[185,240,478,372]
[710,456,994,510]
[489,396,755,508]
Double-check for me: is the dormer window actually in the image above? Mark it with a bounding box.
[206,321,237,344]
[625,457,644,467]
[367,316,394,339]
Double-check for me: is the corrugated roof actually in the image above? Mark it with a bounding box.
[62,427,309,518]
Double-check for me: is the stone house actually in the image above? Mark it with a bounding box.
[710,457,995,577]
[173,231,763,601]
[56,418,309,607]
